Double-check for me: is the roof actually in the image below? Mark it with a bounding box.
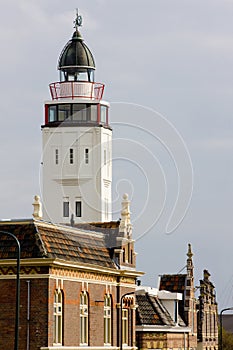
[0,220,117,269]
[159,274,187,322]
[136,293,186,327]
[58,30,95,73]
[160,274,187,293]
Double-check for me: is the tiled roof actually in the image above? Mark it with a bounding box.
[159,274,187,322]
[136,293,185,327]
[0,220,116,269]
[160,274,187,293]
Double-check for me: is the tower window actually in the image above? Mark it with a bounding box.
[58,104,71,121]
[85,149,89,164]
[100,105,107,124]
[76,201,82,217]
[48,105,57,122]
[55,149,59,165]
[73,104,87,121]
[70,149,74,164]
[63,201,69,217]
[90,105,97,121]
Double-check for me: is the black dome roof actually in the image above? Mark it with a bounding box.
[58,30,95,74]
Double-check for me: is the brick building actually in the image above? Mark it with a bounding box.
[136,286,191,350]
[136,244,197,350]
[135,244,218,350]
[0,195,143,350]
[197,270,218,349]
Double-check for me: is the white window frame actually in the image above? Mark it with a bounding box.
[104,294,112,345]
[63,200,69,217]
[76,201,82,217]
[53,289,63,345]
[80,291,88,345]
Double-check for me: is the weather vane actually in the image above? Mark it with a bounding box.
[74,8,82,30]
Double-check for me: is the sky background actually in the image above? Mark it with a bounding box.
[0,0,233,310]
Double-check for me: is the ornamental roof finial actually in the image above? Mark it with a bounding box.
[32,195,43,220]
[119,193,132,235]
[74,8,83,31]
[187,243,193,259]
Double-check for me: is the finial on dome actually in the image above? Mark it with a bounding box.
[74,8,83,31]
[32,195,43,220]
[187,243,193,259]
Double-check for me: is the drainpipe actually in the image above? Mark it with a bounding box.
[26,280,31,350]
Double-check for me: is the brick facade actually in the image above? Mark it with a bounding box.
[0,219,143,350]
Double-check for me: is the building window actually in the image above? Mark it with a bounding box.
[49,105,57,122]
[63,201,69,217]
[58,104,71,121]
[70,148,74,164]
[80,292,88,345]
[73,104,87,121]
[100,105,107,124]
[104,294,112,345]
[85,148,89,164]
[54,289,63,345]
[122,308,128,346]
[55,149,59,165]
[76,201,82,217]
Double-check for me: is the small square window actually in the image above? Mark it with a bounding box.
[76,201,82,217]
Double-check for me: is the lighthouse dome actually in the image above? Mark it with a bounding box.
[58,30,95,81]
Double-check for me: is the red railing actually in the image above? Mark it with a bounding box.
[49,81,105,100]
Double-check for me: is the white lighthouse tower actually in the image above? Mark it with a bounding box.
[41,11,112,224]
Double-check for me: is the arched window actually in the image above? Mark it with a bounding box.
[104,294,112,345]
[80,291,88,345]
[53,289,63,345]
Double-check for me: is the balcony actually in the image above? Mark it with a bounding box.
[49,81,105,101]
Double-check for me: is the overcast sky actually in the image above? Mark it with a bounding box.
[0,0,233,310]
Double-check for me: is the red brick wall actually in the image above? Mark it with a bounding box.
[0,272,136,349]
[47,277,135,348]
[0,278,49,350]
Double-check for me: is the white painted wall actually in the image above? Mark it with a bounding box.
[42,122,112,224]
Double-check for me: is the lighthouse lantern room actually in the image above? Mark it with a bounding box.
[42,11,112,224]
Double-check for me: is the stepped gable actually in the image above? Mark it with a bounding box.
[0,220,116,269]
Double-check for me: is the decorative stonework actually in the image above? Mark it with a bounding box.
[0,266,42,276]
[50,267,117,283]
[32,195,43,220]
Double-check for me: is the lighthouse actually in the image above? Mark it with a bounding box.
[41,11,112,224]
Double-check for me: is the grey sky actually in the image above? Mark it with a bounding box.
[0,0,233,309]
